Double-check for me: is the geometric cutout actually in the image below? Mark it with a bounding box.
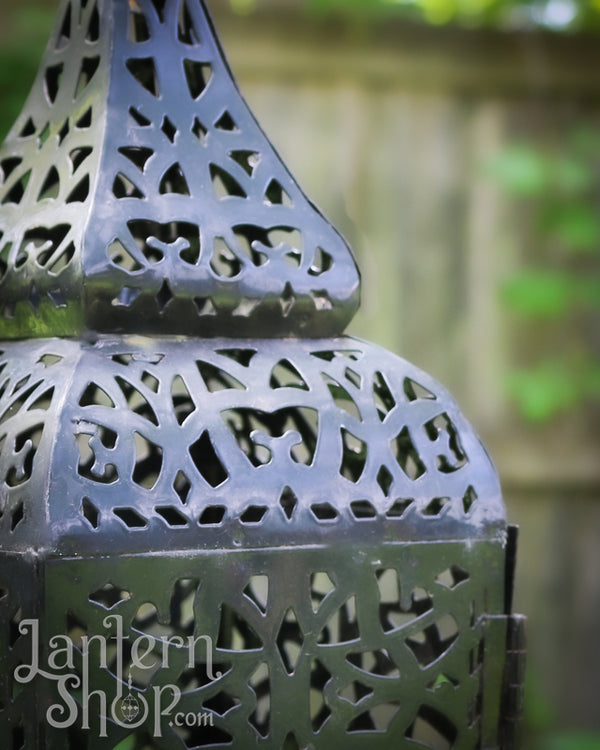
[183,59,212,99]
[126,57,159,96]
[345,648,399,678]
[340,428,367,483]
[198,505,226,526]
[317,595,359,645]
[113,507,147,528]
[89,583,132,610]
[189,431,228,487]
[217,604,263,651]
[171,375,195,425]
[159,162,190,195]
[392,426,426,480]
[310,572,335,613]
[248,662,270,737]
[405,615,459,668]
[276,608,303,674]
[243,575,269,614]
[422,497,451,517]
[81,496,100,529]
[310,658,332,732]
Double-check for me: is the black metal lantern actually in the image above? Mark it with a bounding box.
[0,2,525,749]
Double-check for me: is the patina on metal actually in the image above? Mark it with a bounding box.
[0,1,525,748]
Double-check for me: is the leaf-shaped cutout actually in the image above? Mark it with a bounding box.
[229,149,260,176]
[159,163,190,195]
[75,56,100,98]
[183,59,212,99]
[2,169,32,205]
[178,0,199,44]
[317,595,359,645]
[171,374,195,425]
[340,428,367,483]
[116,376,158,425]
[79,383,115,408]
[69,146,93,173]
[56,2,72,49]
[132,432,162,489]
[86,3,100,41]
[210,164,246,199]
[44,63,64,104]
[129,3,150,42]
[196,361,245,392]
[308,247,333,276]
[392,426,426,480]
[189,431,228,487]
[323,374,360,419]
[118,146,153,172]
[217,604,263,651]
[66,175,90,203]
[37,167,60,201]
[113,173,144,199]
[270,359,309,390]
[126,57,159,96]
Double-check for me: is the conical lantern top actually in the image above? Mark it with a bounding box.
[0,0,360,339]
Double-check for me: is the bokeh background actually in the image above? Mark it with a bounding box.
[1,1,599,748]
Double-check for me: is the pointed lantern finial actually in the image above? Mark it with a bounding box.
[0,0,360,338]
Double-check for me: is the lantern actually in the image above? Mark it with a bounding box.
[0,1,525,748]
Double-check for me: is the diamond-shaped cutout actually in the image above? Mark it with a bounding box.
[89,583,131,609]
[280,282,295,316]
[276,608,304,674]
[422,496,451,517]
[156,279,173,312]
[161,115,177,142]
[279,486,298,520]
[377,465,393,496]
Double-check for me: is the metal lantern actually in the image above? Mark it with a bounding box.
[0,2,525,749]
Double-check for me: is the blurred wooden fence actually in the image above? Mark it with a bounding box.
[208,5,600,730]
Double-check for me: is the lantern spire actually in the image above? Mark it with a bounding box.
[0,0,360,339]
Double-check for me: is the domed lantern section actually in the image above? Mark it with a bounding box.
[0,1,525,748]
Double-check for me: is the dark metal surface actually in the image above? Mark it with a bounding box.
[0,335,504,556]
[0,0,360,339]
[0,1,523,748]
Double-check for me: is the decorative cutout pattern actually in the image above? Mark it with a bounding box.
[0,0,360,338]
[0,336,503,552]
[0,0,104,335]
[39,541,504,748]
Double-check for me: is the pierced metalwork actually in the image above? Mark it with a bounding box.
[0,0,359,338]
[0,1,524,748]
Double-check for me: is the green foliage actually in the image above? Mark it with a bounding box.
[542,733,600,750]
[0,6,54,142]
[229,0,600,30]
[488,130,600,422]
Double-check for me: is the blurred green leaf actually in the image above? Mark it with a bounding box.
[543,732,600,750]
[544,204,600,252]
[552,156,594,194]
[486,146,549,196]
[506,361,581,422]
[501,272,575,317]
